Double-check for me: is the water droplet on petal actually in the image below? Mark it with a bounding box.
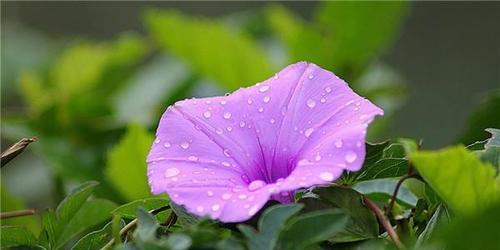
[325,86,332,93]
[223,112,232,119]
[248,204,259,216]
[335,140,343,148]
[258,107,264,113]
[308,74,314,79]
[305,128,314,138]
[222,193,232,200]
[221,161,231,167]
[180,142,190,149]
[247,98,253,105]
[315,153,322,161]
[196,206,204,212]
[270,118,276,124]
[163,142,171,148]
[239,121,246,128]
[207,191,214,197]
[238,194,247,200]
[226,126,233,132]
[164,168,180,178]
[203,111,212,118]
[188,156,198,161]
[345,151,357,163]
[220,100,227,105]
[319,172,334,181]
[154,138,161,144]
[211,204,220,211]
[248,180,266,191]
[320,97,327,103]
[259,85,270,92]
[223,149,231,157]
[215,128,223,134]
[263,96,271,103]
[306,99,316,108]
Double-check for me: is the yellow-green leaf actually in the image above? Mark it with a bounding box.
[410,146,499,215]
[106,123,153,201]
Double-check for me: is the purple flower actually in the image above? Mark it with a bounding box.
[147,62,383,222]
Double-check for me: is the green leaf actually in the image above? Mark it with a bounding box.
[112,198,169,219]
[1,226,38,248]
[59,199,117,248]
[71,221,120,250]
[411,146,499,215]
[105,123,153,201]
[477,128,500,169]
[56,181,99,225]
[353,179,418,207]
[310,187,379,242]
[278,209,349,250]
[238,204,303,250]
[0,183,40,233]
[133,208,171,250]
[415,204,450,248]
[144,9,273,90]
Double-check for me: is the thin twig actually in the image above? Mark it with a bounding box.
[0,209,36,219]
[100,205,170,250]
[161,211,177,228]
[385,173,419,216]
[1,137,37,167]
[363,196,405,249]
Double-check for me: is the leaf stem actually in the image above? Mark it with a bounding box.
[363,196,405,249]
[0,209,36,219]
[100,205,170,250]
[385,173,419,216]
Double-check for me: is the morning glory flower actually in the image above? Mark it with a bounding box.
[147,62,383,222]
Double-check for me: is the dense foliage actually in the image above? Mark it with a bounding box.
[2,2,499,250]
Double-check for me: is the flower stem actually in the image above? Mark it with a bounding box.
[385,173,419,216]
[363,196,405,249]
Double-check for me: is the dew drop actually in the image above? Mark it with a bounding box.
[223,149,231,157]
[188,156,198,161]
[164,168,180,178]
[263,96,271,103]
[259,85,270,92]
[270,118,276,124]
[308,74,314,79]
[247,98,253,105]
[226,126,233,132]
[221,161,231,167]
[205,100,212,104]
[215,128,223,134]
[306,99,316,109]
[258,107,264,113]
[319,172,334,181]
[248,180,266,191]
[222,193,232,200]
[305,128,314,138]
[163,142,171,148]
[238,194,247,200]
[315,153,322,161]
[223,112,232,119]
[203,111,212,119]
[211,204,220,211]
[180,142,190,149]
[335,140,343,148]
[239,121,246,128]
[196,206,204,212]
[325,86,332,93]
[220,100,227,105]
[248,205,259,216]
[154,138,161,144]
[320,97,327,103]
[345,151,357,163]
[241,175,250,183]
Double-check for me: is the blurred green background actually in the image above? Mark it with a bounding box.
[1,1,499,234]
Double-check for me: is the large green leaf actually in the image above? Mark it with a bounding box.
[144,9,273,90]
[477,128,500,169]
[411,146,499,215]
[238,204,303,250]
[56,181,99,225]
[278,209,349,250]
[71,221,115,250]
[415,204,450,248]
[353,178,418,207]
[459,91,500,145]
[0,183,40,233]
[105,123,153,201]
[0,226,39,249]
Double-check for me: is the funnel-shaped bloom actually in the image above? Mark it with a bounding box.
[147,62,383,222]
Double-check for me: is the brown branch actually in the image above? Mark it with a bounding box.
[100,205,170,250]
[385,173,419,216]
[363,196,405,249]
[1,137,37,167]
[0,209,36,219]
